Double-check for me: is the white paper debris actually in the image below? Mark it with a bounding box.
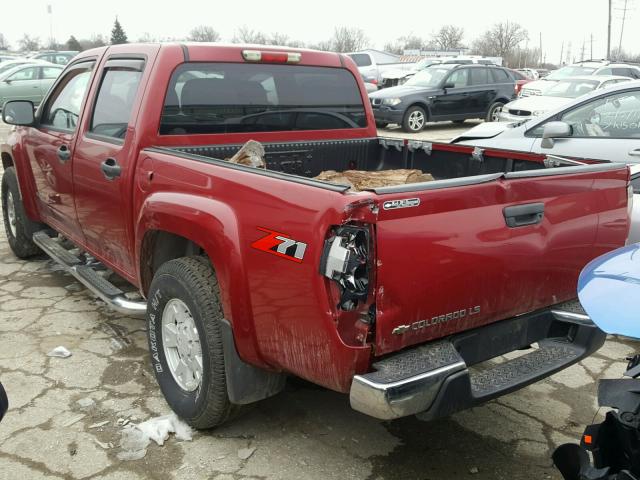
[237,447,256,460]
[117,413,193,461]
[136,413,193,446]
[47,346,72,358]
[89,420,110,429]
[62,414,85,427]
[94,438,112,449]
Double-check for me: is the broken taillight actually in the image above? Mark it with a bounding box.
[320,225,371,311]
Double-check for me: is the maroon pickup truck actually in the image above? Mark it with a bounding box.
[0,43,632,428]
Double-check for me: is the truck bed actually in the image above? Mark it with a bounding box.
[164,137,547,186]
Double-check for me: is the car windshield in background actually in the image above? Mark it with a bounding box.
[160,63,367,135]
[348,54,372,67]
[545,79,599,98]
[405,65,454,87]
[547,66,597,80]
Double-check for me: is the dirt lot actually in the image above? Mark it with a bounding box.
[0,120,634,479]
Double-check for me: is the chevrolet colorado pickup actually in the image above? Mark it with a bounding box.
[0,43,632,429]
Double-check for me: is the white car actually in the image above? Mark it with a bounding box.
[498,75,631,122]
[520,61,640,97]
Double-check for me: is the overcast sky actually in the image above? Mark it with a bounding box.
[3,0,638,63]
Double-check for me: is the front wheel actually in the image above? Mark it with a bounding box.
[1,167,44,259]
[402,106,427,132]
[147,256,243,429]
[486,101,505,122]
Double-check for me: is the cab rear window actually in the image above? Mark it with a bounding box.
[160,62,367,135]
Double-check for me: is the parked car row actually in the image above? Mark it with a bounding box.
[0,62,63,110]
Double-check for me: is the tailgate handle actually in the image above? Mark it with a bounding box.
[503,203,544,227]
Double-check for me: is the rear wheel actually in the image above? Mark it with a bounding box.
[1,167,43,259]
[486,101,505,122]
[402,106,427,133]
[147,256,243,429]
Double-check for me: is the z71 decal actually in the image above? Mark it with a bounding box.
[251,227,307,263]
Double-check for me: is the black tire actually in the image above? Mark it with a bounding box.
[375,121,389,129]
[486,101,505,122]
[1,167,44,259]
[452,119,466,124]
[402,106,427,132]
[147,256,243,429]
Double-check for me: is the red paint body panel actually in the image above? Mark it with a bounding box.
[2,43,631,394]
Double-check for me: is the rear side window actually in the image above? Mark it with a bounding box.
[490,68,510,83]
[40,67,61,79]
[160,62,367,135]
[348,54,372,67]
[470,67,489,85]
[90,61,144,139]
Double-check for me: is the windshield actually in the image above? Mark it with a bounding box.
[547,66,597,80]
[405,65,454,87]
[415,59,439,69]
[545,79,599,98]
[160,62,367,135]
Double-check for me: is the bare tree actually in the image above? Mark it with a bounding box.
[264,32,305,47]
[330,26,368,53]
[232,26,267,44]
[137,32,158,43]
[188,25,220,43]
[19,34,41,52]
[471,22,528,60]
[78,34,107,51]
[384,34,430,54]
[308,39,334,52]
[432,25,464,50]
[0,33,9,50]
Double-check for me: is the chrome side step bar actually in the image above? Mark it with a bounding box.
[33,231,147,317]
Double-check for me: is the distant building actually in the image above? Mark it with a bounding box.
[350,49,401,65]
[403,48,469,58]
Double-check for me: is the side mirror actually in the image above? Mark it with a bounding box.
[2,100,35,126]
[442,82,455,91]
[541,121,572,148]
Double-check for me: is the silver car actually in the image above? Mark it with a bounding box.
[498,75,631,123]
[452,80,640,164]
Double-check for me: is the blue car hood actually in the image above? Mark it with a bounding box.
[578,243,640,338]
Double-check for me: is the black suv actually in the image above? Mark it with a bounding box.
[369,64,516,132]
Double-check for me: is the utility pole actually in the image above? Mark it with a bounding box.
[590,33,594,59]
[580,39,586,61]
[607,0,612,60]
[618,0,630,56]
[559,41,564,66]
[539,32,542,66]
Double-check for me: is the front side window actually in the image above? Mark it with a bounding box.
[445,68,470,88]
[8,67,38,81]
[90,67,143,139]
[41,63,94,130]
[559,90,640,138]
[160,62,366,135]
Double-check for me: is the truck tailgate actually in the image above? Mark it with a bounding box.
[374,164,629,355]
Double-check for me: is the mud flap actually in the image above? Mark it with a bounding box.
[220,319,286,405]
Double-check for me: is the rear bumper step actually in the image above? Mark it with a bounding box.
[350,300,604,420]
[33,231,147,317]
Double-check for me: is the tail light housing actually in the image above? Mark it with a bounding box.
[320,225,371,311]
[242,50,301,64]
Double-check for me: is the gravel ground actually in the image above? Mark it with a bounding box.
[0,119,633,479]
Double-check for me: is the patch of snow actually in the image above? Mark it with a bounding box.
[47,346,72,358]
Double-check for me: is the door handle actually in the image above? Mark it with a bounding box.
[57,144,71,163]
[503,202,544,227]
[101,157,122,180]
[629,149,640,157]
